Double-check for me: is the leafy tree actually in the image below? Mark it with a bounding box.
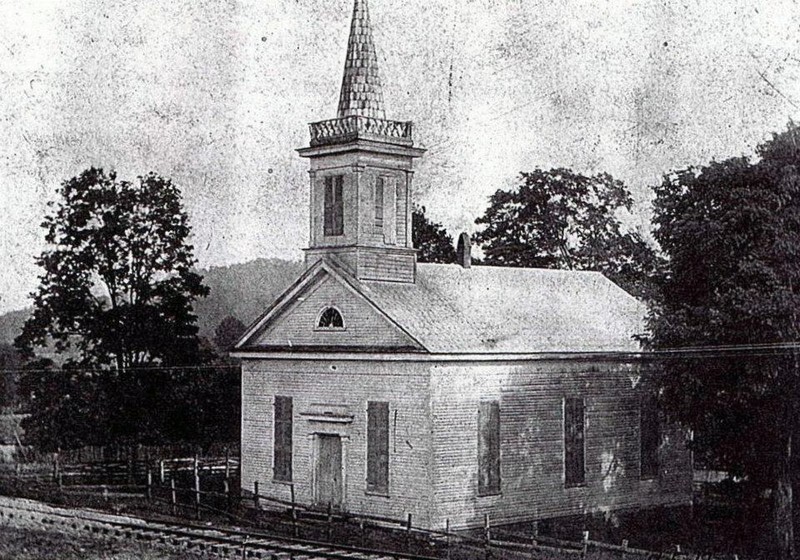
[214,316,247,353]
[473,168,662,299]
[14,168,213,449]
[412,206,457,264]
[0,344,22,409]
[648,124,800,559]
[16,168,209,369]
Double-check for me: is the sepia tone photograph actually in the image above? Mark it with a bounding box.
[0,0,799,558]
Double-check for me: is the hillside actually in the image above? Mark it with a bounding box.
[0,258,305,348]
[194,258,305,340]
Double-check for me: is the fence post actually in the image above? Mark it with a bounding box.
[327,502,333,542]
[225,446,230,479]
[146,467,152,500]
[194,458,201,520]
[484,513,491,559]
[445,518,451,560]
[224,477,231,515]
[406,512,412,548]
[170,478,176,516]
[253,481,259,509]
[621,538,628,560]
[159,460,165,484]
[582,531,589,559]
[290,484,298,537]
[53,448,60,482]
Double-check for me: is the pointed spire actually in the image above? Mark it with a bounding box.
[337,0,386,120]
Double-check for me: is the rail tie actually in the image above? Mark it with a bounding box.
[0,495,435,560]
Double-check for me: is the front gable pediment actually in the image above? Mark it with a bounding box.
[235,260,424,353]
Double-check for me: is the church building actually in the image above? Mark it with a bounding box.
[232,0,692,530]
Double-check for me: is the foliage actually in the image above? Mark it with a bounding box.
[648,123,800,558]
[0,344,22,408]
[15,168,209,370]
[412,206,457,264]
[473,169,661,299]
[214,316,247,353]
[12,168,225,450]
[17,363,240,451]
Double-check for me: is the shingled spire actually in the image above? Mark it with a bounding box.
[337,0,386,119]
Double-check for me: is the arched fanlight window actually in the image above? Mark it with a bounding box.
[317,307,344,329]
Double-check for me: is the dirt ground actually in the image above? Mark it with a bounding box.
[0,525,213,560]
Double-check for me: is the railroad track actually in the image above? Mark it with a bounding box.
[0,495,438,560]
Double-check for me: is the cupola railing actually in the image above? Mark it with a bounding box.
[309,115,413,147]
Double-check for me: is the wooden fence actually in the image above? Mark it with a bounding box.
[0,443,740,560]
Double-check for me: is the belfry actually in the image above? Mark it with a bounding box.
[298,0,424,283]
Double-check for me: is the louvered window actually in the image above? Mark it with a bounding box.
[324,175,344,236]
[478,400,501,495]
[564,397,585,486]
[374,177,384,229]
[274,396,293,482]
[640,394,659,479]
[367,401,389,494]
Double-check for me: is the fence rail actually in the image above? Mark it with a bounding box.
[0,443,741,560]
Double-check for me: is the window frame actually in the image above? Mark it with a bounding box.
[564,396,586,488]
[315,306,346,331]
[273,395,293,483]
[366,401,390,496]
[477,399,501,497]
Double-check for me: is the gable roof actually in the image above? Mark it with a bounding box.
[359,264,645,353]
[236,259,646,355]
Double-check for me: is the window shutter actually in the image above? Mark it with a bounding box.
[564,397,585,486]
[323,177,333,236]
[640,394,659,478]
[367,401,389,493]
[383,178,396,245]
[478,400,501,495]
[274,396,293,482]
[374,177,384,229]
[333,175,344,236]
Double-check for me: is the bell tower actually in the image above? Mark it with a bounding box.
[298,0,425,283]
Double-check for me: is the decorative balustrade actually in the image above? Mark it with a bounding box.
[309,115,413,146]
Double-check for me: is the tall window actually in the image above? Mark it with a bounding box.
[374,177,384,229]
[383,178,397,245]
[564,397,585,487]
[274,396,293,482]
[478,400,501,495]
[367,401,389,494]
[324,175,344,236]
[640,394,659,479]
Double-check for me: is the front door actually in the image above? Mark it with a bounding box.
[314,434,343,509]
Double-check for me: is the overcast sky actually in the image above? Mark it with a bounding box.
[1,0,799,313]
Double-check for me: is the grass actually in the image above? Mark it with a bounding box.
[0,524,214,560]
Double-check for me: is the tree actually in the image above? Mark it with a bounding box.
[473,169,661,299]
[214,316,247,353]
[412,206,457,264]
[14,168,211,449]
[648,124,800,559]
[16,168,209,369]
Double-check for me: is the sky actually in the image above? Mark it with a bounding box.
[1,0,799,313]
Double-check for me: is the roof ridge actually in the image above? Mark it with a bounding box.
[337,0,386,119]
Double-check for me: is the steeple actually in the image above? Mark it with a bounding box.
[337,0,386,119]
[298,0,425,284]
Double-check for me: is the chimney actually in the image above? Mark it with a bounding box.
[456,232,471,269]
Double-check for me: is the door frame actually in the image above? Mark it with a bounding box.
[309,432,349,510]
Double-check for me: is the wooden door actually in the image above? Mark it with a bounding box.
[314,434,343,509]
